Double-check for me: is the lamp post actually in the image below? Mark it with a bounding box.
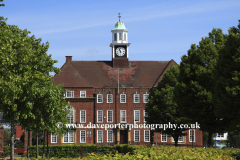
[108,88,111,146]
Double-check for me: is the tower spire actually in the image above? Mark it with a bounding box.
[118,13,121,21]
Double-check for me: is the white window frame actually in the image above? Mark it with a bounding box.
[80,130,86,143]
[189,129,195,142]
[80,91,86,98]
[107,130,113,143]
[80,110,86,123]
[120,110,126,123]
[97,110,103,123]
[97,130,103,143]
[134,94,140,103]
[173,135,184,142]
[51,134,57,143]
[144,130,150,142]
[134,130,140,142]
[97,94,103,103]
[63,130,74,143]
[120,94,126,103]
[107,110,113,123]
[134,110,140,123]
[107,94,113,103]
[65,91,74,98]
[67,107,74,124]
[161,132,167,142]
[144,110,148,122]
[143,94,149,103]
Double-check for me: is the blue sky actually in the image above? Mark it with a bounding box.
[1,0,240,69]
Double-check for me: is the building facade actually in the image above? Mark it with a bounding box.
[49,20,203,147]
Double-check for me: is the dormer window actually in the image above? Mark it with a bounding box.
[114,33,117,41]
[119,33,122,40]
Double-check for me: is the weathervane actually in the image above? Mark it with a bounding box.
[118,13,121,21]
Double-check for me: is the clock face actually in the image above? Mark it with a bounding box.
[116,47,125,56]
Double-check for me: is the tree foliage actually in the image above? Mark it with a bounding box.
[176,28,226,147]
[0,17,70,159]
[146,65,188,146]
[213,22,240,131]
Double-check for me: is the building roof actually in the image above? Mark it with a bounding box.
[53,59,178,88]
[113,21,127,30]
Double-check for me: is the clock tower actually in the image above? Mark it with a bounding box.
[110,15,130,68]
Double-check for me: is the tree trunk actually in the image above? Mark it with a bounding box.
[27,127,30,160]
[10,116,14,160]
[207,132,213,147]
[174,136,179,147]
[47,131,49,158]
[43,130,45,157]
[36,131,38,158]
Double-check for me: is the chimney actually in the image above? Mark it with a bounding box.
[66,56,72,62]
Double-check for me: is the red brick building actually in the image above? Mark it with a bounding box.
[49,20,203,147]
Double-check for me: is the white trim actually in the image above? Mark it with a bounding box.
[120,110,126,123]
[120,94,126,103]
[97,110,103,123]
[80,110,86,123]
[134,130,140,142]
[107,130,113,143]
[97,130,103,143]
[51,134,57,143]
[66,91,74,98]
[63,130,74,143]
[144,130,150,142]
[107,94,113,103]
[80,130,86,143]
[107,110,113,123]
[134,110,140,123]
[97,94,103,103]
[134,94,140,103]
[189,129,195,142]
[161,132,167,142]
[143,94,149,103]
[80,91,86,98]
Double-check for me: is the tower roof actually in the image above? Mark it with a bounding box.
[113,21,127,30]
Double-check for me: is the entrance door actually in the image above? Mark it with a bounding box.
[120,130,128,144]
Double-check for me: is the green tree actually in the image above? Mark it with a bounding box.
[176,28,226,147]
[213,21,240,132]
[0,17,69,160]
[146,65,188,147]
[0,0,4,7]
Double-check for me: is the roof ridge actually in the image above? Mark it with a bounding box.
[151,59,177,88]
[70,61,93,87]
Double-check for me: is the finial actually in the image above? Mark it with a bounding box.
[118,13,121,22]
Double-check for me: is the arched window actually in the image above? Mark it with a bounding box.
[124,33,126,41]
[119,33,122,40]
[114,33,117,41]
[67,107,74,124]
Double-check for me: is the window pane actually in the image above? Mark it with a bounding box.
[145,130,150,142]
[135,111,140,122]
[162,133,167,142]
[121,111,126,122]
[144,94,149,103]
[134,94,139,103]
[69,131,74,142]
[80,91,86,98]
[98,94,103,103]
[98,130,103,143]
[81,111,85,123]
[114,33,117,41]
[98,111,102,122]
[81,131,85,143]
[119,33,122,40]
[108,110,112,122]
[108,130,113,142]
[67,107,74,124]
[121,94,126,103]
[107,94,113,103]
[135,130,140,142]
